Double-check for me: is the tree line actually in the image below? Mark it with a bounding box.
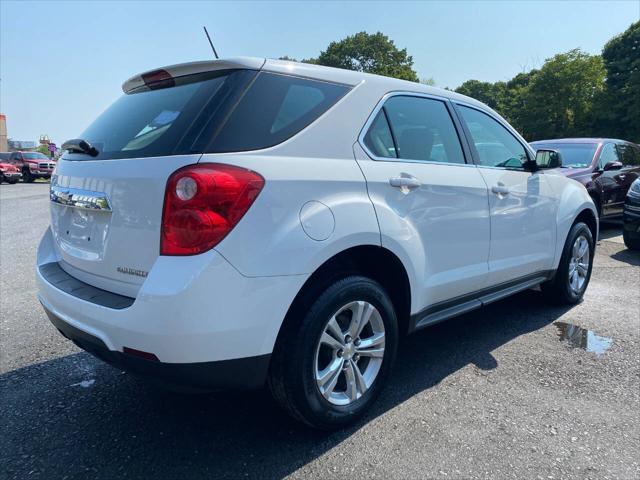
[281,22,639,143]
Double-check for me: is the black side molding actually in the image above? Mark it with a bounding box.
[39,262,134,309]
[409,270,554,333]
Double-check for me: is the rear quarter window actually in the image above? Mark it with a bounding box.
[208,72,349,152]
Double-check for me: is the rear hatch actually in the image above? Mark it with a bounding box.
[51,64,262,297]
[51,58,351,297]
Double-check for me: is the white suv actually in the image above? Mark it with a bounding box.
[37,57,597,429]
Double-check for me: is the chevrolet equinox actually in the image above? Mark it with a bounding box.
[37,57,598,429]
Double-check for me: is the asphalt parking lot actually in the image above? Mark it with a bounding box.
[1,182,639,480]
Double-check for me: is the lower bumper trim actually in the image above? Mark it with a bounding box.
[44,306,271,391]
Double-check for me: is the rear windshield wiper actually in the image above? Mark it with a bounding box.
[61,139,99,157]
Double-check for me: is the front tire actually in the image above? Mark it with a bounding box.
[268,275,398,429]
[542,222,594,304]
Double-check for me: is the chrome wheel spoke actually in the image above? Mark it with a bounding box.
[348,301,374,339]
[356,332,385,358]
[317,358,343,398]
[578,239,588,258]
[357,346,385,358]
[343,361,362,401]
[577,262,588,276]
[320,332,343,351]
[351,360,367,395]
[326,316,343,341]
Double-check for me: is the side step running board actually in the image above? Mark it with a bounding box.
[411,273,551,332]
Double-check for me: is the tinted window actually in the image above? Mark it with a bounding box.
[75,70,251,160]
[598,143,620,169]
[458,105,528,168]
[67,70,349,160]
[617,143,640,166]
[531,143,597,168]
[382,96,465,164]
[363,111,396,158]
[210,73,348,152]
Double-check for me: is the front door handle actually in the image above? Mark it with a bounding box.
[491,185,510,195]
[389,176,421,189]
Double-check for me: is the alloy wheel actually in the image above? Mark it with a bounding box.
[568,234,590,293]
[314,301,386,406]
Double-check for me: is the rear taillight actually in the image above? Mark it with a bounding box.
[161,163,264,256]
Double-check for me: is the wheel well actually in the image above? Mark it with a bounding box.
[276,246,412,342]
[588,192,601,217]
[574,208,598,241]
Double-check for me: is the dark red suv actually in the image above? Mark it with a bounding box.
[531,138,640,219]
[7,151,56,182]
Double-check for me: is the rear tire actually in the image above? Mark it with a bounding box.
[623,229,640,251]
[542,222,594,304]
[268,275,398,429]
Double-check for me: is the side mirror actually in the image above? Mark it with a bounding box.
[534,149,562,170]
[603,161,623,171]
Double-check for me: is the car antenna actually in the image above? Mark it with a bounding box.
[203,26,219,59]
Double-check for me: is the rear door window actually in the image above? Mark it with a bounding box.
[617,143,640,166]
[362,95,466,164]
[363,111,396,158]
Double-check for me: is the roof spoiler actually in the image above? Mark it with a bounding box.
[121,57,266,94]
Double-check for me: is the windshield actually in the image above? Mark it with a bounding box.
[533,143,598,168]
[23,153,50,160]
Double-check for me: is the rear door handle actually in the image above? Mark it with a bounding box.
[491,185,510,195]
[389,176,421,189]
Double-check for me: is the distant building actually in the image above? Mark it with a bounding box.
[0,114,7,152]
[8,139,37,151]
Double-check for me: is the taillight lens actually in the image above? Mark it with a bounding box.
[161,163,264,256]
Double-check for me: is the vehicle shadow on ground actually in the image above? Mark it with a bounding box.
[610,248,640,266]
[0,291,572,480]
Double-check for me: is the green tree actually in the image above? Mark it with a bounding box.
[455,80,506,111]
[501,70,538,136]
[308,32,419,82]
[598,21,640,141]
[520,49,606,140]
[36,144,51,157]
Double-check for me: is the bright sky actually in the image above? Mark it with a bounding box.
[1,0,638,146]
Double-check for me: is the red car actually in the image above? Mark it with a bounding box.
[6,151,56,182]
[0,161,21,184]
[531,138,640,219]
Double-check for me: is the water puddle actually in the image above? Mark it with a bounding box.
[554,322,612,356]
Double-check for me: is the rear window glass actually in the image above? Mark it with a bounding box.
[73,70,251,160]
[532,143,597,168]
[65,70,349,160]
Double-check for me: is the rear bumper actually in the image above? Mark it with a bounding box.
[36,227,307,370]
[44,304,270,390]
